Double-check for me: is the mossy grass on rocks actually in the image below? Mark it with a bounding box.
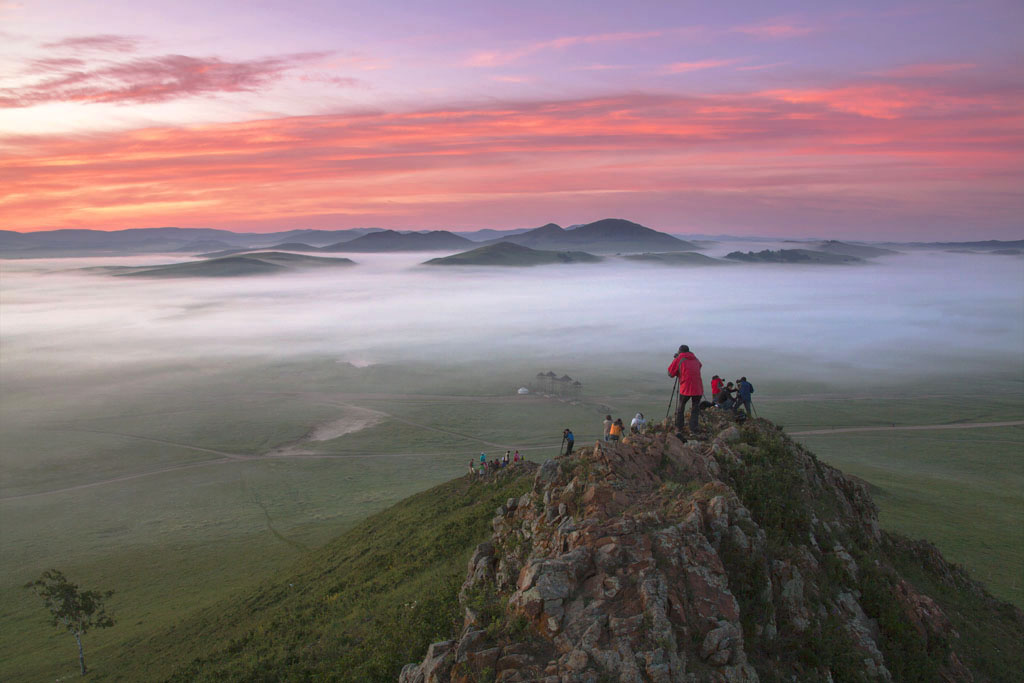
[401,412,1023,682]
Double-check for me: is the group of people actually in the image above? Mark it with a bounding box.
[474,346,751,474]
[599,412,649,442]
[668,345,755,435]
[470,449,525,475]
[710,375,755,416]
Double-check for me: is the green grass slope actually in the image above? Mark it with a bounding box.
[93,467,535,682]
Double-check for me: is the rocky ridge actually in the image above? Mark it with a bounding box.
[400,413,1018,682]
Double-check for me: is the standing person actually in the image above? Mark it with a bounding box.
[609,418,623,441]
[711,375,723,399]
[602,415,613,441]
[563,428,574,455]
[667,345,705,435]
[737,377,755,416]
[468,461,475,475]
[479,452,486,466]
[504,450,511,466]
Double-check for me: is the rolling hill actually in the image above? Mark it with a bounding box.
[94,252,356,278]
[622,251,729,266]
[489,219,698,253]
[725,249,864,264]
[423,242,602,266]
[199,243,322,258]
[814,240,899,258]
[102,414,1023,681]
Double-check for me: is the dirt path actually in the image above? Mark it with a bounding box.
[790,420,1024,436]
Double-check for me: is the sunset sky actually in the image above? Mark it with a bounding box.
[1,1,1021,238]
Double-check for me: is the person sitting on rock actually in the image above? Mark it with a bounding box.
[630,412,646,434]
[715,382,738,411]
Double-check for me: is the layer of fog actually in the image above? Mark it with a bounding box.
[1,247,1022,391]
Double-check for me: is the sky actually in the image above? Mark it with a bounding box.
[1,0,1022,239]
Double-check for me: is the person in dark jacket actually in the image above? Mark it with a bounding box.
[667,345,704,434]
[563,428,574,455]
[736,377,754,416]
[715,382,737,411]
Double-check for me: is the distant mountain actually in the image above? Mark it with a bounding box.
[423,242,602,266]
[814,240,899,258]
[0,227,258,257]
[454,228,533,241]
[262,228,383,247]
[0,227,384,257]
[171,239,238,253]
[322,230,475,252]
[94,252,355,278]
[487,218,697,253]
[725,249,864,264]
[622,252,730,266]
[891,239,1024,251]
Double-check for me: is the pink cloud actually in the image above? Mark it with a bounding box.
[736,62,789,71]
[42,34,141,52]
[733,20,816,39]
[876,62,976,78]
[665,59,739,74]
[466,30,664,67]
[1,52,338,108]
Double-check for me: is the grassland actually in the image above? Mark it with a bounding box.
[1,355,1021,680]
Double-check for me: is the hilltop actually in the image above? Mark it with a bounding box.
[487,219,698,254]
[424,242,602,266]
[623,252,729,267]
[94,252,355,278]
[814,240,899,258]
[114,413,1022,682]
[725,249,864,265]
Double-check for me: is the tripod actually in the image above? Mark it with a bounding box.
[665,377,679,420]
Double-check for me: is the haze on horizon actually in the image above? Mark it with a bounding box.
[1,1,1022,240]
[2,250,1021,388]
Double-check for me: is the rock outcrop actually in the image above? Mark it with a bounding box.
[400,414,1016,682]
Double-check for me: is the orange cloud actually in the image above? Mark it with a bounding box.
[2,81,1021,233]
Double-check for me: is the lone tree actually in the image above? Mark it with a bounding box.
[25,569,114,675]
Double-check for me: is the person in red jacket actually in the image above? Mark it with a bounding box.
[711,375,723,398]
[667,345,705,435]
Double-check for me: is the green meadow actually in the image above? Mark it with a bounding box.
[1,355,1021,680]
